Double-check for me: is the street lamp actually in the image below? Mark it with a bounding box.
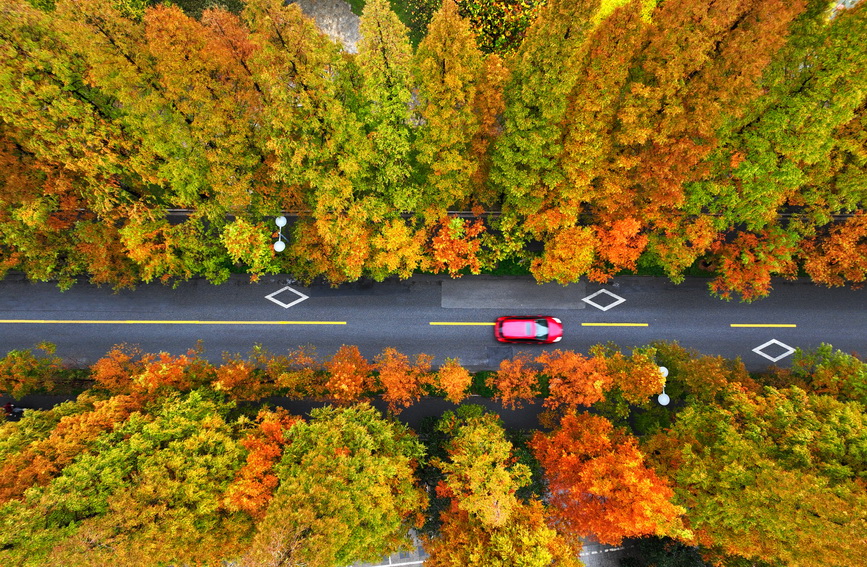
[657,366,670,406]
[274,215,287,252]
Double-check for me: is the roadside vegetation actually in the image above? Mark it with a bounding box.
[0,340,865,565]
[1,0,865,301]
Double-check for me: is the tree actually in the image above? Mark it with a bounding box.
[529,225,596,284]
[54,0,207,207]
[244,404,426,567]
[693,0,866,232]
[598,346,666,405]
[356,0,417,211]
[614,0,806,227]
[245,0,367,213]
[428,215,486,277]
[708,227,799,301]
[433,407,531,527]
[220,218,280,283]
[454,0,545,54]
[532,412,688,546]
[424,499,575,567]
[374,347,434,413]
[213,356,274,401]
[644,385,867,566]
[433,357,473,403]
[801,212,867,289]
[368,218,429,281]
[490,0,601,217]
[414,0,486,213]
[0,392,145,505]
[0,0,134,189]
[536,350,611,409]
[0,342,63,398]
[223,407,300,519]
[143,4,269,215]
[785,343,867,406]
[323,344,374,404]
[486,352,540,409]
[0,390,253,566]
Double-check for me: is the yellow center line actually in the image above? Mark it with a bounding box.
[730,324,797,328]
[0,320,345,325]
[429,322,496,326]
[581,323,649,327]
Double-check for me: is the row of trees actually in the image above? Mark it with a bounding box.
[0,0,865,300]
[1,340,865,565]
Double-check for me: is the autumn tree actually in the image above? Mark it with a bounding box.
[245,0,375,284]
[644,384,867,566]
[374,347,434,413]
[801,212,867,289]
[433,357,474,403]
[532,412,688,546]
[693,0,866,233]
[0,390,252,566]
[650,340,755,407]
[486,352,540,409]
[536,349,611,409]
[245,404,426,567]
[595,345,666,407]
[455,0,545,54]
[220,218,280,283]
[213,356,274,401]
[0,0,134,191]
[422,404,580,565]
[357,0,417,211]
[785,343,867,406]
[368,217,429,281]
[223,407,300,519]
[708,227,799,301]
[427,215,486,277]
[0,391,145,505]
[490,0,601,217]
[143,4,269,214]
[424,499,578,567]
[54,0,201,205]
[323,344,374,404]
[432,407,531,527]
[0,342,63,398]
[414,0,486,214]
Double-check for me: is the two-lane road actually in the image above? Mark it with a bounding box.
[0,273,864,370]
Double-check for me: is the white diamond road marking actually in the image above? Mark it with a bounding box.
[752,339,796,363]
[265,286,309,309]
[581,289,626,311]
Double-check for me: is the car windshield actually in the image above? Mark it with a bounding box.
[534,319,548,339]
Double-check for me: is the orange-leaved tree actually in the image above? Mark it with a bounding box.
[532,412,688,546]
[0,392,145,504]
[434,358,474,404]
[374,347,434,413]
[214,356,274,401]
[596,346,666,405]
[709,227,799,301]
[486,352,540,409]
[536,350,611,409]
[323,345,374,404]
[801,212,867,289]
[223,407,300,519]
[428,216,487,277]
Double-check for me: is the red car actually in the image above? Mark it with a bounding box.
[495,316,563,344]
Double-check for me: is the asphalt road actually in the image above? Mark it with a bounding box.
[0,272,864,371]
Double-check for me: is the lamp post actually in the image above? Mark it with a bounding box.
[657,366,670,406]
[274,216,287,252]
